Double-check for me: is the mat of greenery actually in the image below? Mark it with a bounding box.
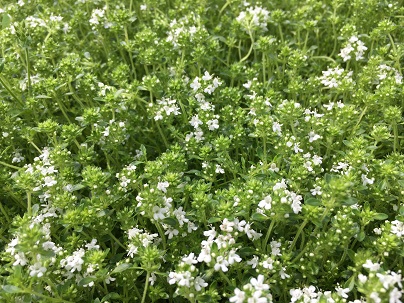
[0,0,403,302]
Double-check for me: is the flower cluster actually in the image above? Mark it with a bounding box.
[230,275,272,303]
[318,67,354,89]
[338,36,368,62]
[236,5,270,33]
[0,0,403,302]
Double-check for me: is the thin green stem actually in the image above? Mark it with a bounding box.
[219,270,233,286]
[240,32,254,63]
[57,99,72,123]
[393,122,399,152]
[0,76,23,106]
[155,222,167,250]
[262,219,276,252]
[0,160,20,170]
[278,24,284,43]
[20,287,74,303]
[108,232,126,250]
[310,56,337,64]
[25,48,31,93]
[0,203,10,222]
[27,191,32,217]
[289,219,309,251]
[155,122,169,150]
[141,271,151,303]
[219,0,233,15]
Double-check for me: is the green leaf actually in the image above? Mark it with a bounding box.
[114,89,126,98]
[357,230,365,242]
[71,184,85,191]
[196,294,212,302]
[371,213,388,221]
[2,13,11,29]
[207,217,222,223]
[237,247,255,257]
[2,285,23,293]
[78,277,96,287]
[101,293,121,302]
[324,173,334,183]
[344,274,356,290]
[342,197,357,206]
[251,212,269,221]
[162,217,177,227]
[347,249,356,261]
[111,263,132,274]
[305,198,321,206]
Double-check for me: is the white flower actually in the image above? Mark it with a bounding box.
[258,195,272,210]
[220,218,235,232]
[272,122,282,135]
[207,119,219,130]
[247,255,259,268]
[228,249,242,264]
[279,267,290,279]
[361,174,374,186]
[197,246,212,263]
[127,244,138,257]
[214,256,229,272]
[202,71,212,81]
[230,288,246,303]
[310,186,322,196]
[270,240,281,256]
[312,155,323,165]
[262,257,273,269]
[243,80,252,89]
[290,288,303,303]
[362,259,380,271]
[370,292,381,303]
[308,131,321,142]
[250,275,270,291]
[152,206,168,221]
[391,220,404,237]
[215,164,225,174]
[182,253,198,265]
[390,287,402,303]
[60,248,85,273]
[249,290,269,303]
[85,239,100,250]
[29,258,47,277]
[194,276,208,291]
[190,115,203,128]
[335,285,349,298]
[43,176,57,187]
[190,77,201,91]
[157,181,169,193]
[165,227,179,239]
[178,271,192,287]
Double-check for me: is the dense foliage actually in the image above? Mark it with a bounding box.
[0,0,403,302]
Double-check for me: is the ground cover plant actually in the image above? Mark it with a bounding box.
[0,0,403,302]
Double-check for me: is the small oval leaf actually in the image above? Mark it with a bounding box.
[372,213,388,221]
[111,263,132,274]
[78,277,96,287]
[305,198,321,206]
[207,217,222,223]
[251,212,269,221]
[3,285,23,293]
[162,217,177,227]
